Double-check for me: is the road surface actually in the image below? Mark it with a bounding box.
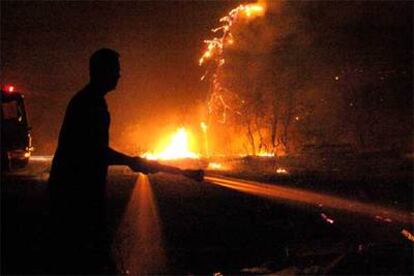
[2,157,413,274]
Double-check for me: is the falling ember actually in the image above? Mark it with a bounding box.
[276,168,288,174]
[375,215,393,223]
[142,128,199,160]
[401,229,414,243]
[199,2,266,66]
[199,2,266,123]
[321,213,335,224]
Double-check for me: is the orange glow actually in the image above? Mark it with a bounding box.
[257,150,274,157]
[276,168,288,174]
[241,3,265,17]
[208,162,223,170]
[199,3,265,66]
[201,122,208,132]
[199,2,266,124]
[4,85,15,92]
[401,229,414,243]
[142,128,199,160]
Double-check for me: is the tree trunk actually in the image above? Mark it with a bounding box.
[247,121,256,155]
[270,115,279,153]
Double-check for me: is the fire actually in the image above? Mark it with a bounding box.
[142,128,199,160]
[257,151,274,157]
[199,3,266,66]
[401,229,414,243]
[241,3,265,17]
[208,162,223,170]
[200,121,208,133]
[276,168,288,174]
[199,2,266,123]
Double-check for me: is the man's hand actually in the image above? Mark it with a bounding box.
[128,157,156,174]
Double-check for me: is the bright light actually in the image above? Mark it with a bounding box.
[5,85,15,92]
[276,168,288,174]
[401,229,414,243]
[30,155,53,162]
[142,128,199,160]
[257,151,274,157]
[242,4,265,17]
[200,121,208,133]
[321,213,335,224]
[208,162,222,170]
[199,2,265,67]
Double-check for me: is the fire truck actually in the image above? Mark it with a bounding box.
[1,85,33,171]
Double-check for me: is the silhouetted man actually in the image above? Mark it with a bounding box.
[48,48,203,274]
[49,49,138,203]
[48,48,142,273]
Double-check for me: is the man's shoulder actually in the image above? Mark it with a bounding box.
[71,85,91,101]
[69,86,99,106]
[68,86,108,115]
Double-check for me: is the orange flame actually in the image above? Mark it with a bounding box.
[199,3,266,66]
[142,128,199,160]
[208,162,223,170]
[276,168,288,174]
[199,2,266,124]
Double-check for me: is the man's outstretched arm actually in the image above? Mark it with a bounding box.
[106,147,204,181]
[106,147,136,166]
[105,147,181,174]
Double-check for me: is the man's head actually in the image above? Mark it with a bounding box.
[89,48,120,93]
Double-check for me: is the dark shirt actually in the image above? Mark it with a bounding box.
[49,85,110,204]
[47,85,116,274]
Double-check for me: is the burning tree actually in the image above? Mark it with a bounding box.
[199,0,412,156]
[199,2,273,155]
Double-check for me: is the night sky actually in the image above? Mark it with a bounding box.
[2,1,237,153]
[1,1,412,155]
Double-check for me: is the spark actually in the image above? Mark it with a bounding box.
[321,213,335,224]
[276,168,288,174]
[199,2,266,123]
[401,229,414,243]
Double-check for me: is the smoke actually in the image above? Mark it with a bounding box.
[206,0,412,154]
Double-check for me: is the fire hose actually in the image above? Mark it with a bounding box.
[140,160,412,224]
[139,158,204,182]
